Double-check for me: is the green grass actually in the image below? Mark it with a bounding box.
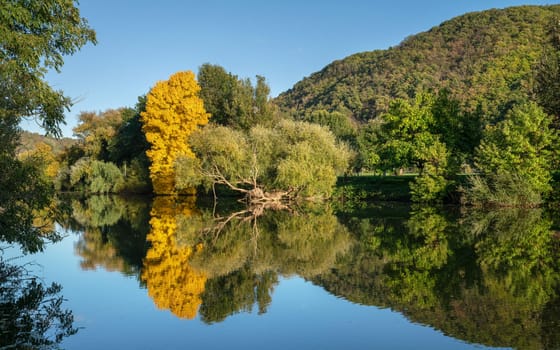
[336,175,414,202]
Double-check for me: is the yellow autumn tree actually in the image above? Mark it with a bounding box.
[141,196,207,319]
[141,71,210,194]
[18,142,60,180]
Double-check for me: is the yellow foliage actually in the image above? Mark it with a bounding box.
[18,142,60,179]
[141,71,210,194]
[141,197,207,319]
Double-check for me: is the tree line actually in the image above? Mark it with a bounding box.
[38,46,559,207]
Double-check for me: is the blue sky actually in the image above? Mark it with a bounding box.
[26,0,558,137]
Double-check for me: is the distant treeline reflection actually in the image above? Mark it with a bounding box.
[59,195,560,349]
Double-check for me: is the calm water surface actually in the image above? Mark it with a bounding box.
[6,195,560,349]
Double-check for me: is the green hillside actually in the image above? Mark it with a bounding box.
[276,5,560,122]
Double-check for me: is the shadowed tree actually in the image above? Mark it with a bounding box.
[0,0,96,252]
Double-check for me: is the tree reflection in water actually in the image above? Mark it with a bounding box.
[316,204,560,350]
[0,191,81,349]
[67,195,150,276]
[0,254,78,349]
[141,196,207,319]
[64,195,560,349]
[177,201,353,323]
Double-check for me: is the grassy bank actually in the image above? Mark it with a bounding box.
[336,175,414,202]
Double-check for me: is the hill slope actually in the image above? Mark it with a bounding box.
[276,5,560,121]
[17,131,76,155]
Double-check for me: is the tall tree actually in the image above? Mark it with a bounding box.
[141,71,210,194]
[0,2,95,348]
[1,0,96,135]
[467,102,558,206]
[198,64,276,130]
[0,0,96,252]
[197,64,237,126]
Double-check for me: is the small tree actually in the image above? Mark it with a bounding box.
[141,71,210,194]
[69,158,124,194]
[467,102,558,206]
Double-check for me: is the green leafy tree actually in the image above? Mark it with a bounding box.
[356,119,384,172]
[198,64,276,130]
[107,97,149,165]
[69,158,124,194]
[0,0,96,135]
[302,109,358,146]
[56,105,152,194]
[468,102,558,206]
[177,120,352,200]
[197,64,238,126]
[380,93,441,171]
[431,89,482,166]
[106,98,151,193]
[0,0,96,252]
[377,93,451,201]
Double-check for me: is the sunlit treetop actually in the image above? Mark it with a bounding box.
[141,71,210,194]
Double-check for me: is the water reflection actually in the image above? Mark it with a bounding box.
[62,195,150,276]
[319,204,560,350]
[0,252,78,348]
[179,202,353,323]
[62,195,560,349]
[0,193,79,348]
[141,196,207,319]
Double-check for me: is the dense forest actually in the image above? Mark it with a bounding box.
[276,5,560,122]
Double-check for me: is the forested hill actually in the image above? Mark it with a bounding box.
[17,131,76,155]
[275,5,560,121]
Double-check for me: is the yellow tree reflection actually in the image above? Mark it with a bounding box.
[141,196,207,319]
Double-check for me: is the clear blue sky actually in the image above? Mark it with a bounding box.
[26,0,558,137]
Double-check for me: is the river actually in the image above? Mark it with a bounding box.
[3,195,559,349]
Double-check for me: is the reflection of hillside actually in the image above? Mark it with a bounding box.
[315,205,560,350]
[141,197,207,319]
[67,195,150,276]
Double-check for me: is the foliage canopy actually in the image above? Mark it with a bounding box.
[141,71,210,194]
[276,5,560,123]
[176,120,352,199]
